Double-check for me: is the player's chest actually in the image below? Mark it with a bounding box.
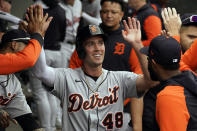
[67,79,124,112]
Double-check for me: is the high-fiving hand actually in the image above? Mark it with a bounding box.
[21,4,53,38]
[161,7,182,36]
[122,17,143,50]
[0,110,17,128]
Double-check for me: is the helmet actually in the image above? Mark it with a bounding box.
[76,25,106,59]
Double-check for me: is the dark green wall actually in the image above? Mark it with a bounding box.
[167,0,197,15]
[11,0,197,19]
[11,0,33,19]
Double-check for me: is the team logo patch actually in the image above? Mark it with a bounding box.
[114,42,125,55]
[90,25,97,33]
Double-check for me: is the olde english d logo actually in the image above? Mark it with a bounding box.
[114,42,125,55]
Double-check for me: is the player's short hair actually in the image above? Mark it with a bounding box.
[100,0,124,11]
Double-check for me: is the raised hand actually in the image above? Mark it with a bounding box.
[161,7,182,36]
[25,4,53,37]
[0,110,17,128]
[122,17,142,50]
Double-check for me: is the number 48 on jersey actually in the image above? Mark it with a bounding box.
[102,112,123,129]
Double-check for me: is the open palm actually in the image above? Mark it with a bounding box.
[122,17,142,47]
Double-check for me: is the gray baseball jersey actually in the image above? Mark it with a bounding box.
[51,68,141,131]
[0,74,31,118]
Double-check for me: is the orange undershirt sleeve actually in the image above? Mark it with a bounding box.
[0,39,41,75]
[129,49,142,74]
[142,16,162,46]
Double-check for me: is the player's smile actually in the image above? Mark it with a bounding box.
[83,36,105,67]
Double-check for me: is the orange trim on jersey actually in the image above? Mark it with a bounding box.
[0,39,41,75]
[69,50,83,69]
[124,98,131,106]
[151,4,158,12]
[172,36,180,43]
[156,85,190,131]
[142,15,162,46]
[129,49,142,74]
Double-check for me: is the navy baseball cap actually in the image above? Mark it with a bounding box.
[140,35,181,66]
[0,29,30,49]
[76,25,106,43]
[76,25,107,59]
[181,13,197,25]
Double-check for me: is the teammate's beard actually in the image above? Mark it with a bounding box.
[148,62,159,81]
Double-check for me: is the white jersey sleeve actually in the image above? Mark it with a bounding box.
[109,71,140,99]
[51,68,68,101]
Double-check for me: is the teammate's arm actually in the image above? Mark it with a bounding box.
[122,17,157,92]
[0,4,53,75]
[31,48,55,88]
[0,36,42,75]
[130,97,143,131]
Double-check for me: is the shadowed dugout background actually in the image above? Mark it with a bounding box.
[11,0,197,19]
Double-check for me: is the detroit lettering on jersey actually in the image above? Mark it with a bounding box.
[68,86,119,112]
[0,93,16,106]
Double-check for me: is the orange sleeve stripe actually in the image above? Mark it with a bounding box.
[156,86,190,131]
[69,50,83,69]
[180,39,197,72]
[151,4,158,12]
[129,49,142,74]
[0,39,41,75]
[142,15,162,46]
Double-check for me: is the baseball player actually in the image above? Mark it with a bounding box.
[30,17,156,130]
[59,0,82,67]
[0,29,44,131]
[0,4,52,131]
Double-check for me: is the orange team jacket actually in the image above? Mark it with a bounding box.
[0,33,43,75]
[143,70,197,131]
[133,4,162,46]
[142,15,162,46]
[156,85,190,131]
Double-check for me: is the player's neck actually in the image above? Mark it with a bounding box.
[82,64,103,77]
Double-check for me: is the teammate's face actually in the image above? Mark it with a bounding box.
[100,1,124,31]
[148,57,160,81]
[83,36,105,67]
[180,25,197,52]
[9,41,26,53]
